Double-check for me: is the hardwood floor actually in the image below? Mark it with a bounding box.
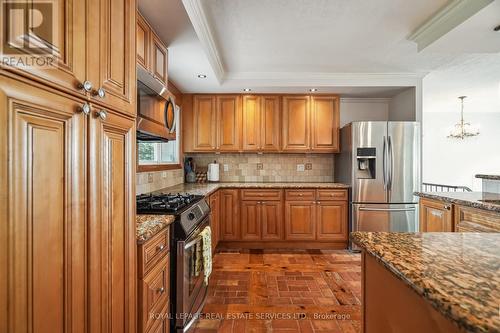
[193,249,361,333]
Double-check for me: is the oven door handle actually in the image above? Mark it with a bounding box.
[184,235,202,250]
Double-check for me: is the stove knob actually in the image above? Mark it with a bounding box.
[188,212,196,220]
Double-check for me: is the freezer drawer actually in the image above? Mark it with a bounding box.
[352,203,418,234]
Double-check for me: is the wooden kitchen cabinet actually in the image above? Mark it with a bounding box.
[419,198,453,232]
[285,201,316,240]
[261,201,284,240]
[217,95,242,151]
[241,201,262,240]
[193,95,217,151]
[220,189,240,240]
[137,12,151,69]
[454,205,500,232]
[317,201,348,241]
[282,95,311,151]
[209,191,221,252]
[151,32,168,85]
[242,95,281,151]
[311,96,340,152]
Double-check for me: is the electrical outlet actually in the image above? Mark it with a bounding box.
[257,163,263,170]
[223,164,229,172]
[162,171,168,178]
[305,163,312,170]
[147,173,154,183]
[296,164,305,172]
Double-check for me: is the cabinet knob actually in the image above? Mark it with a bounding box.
[157,244,165,252]
[298,193,303,196]
[92,87,106,99]
[96,110,107,121]
[78,103,91,115]
[317,201,321,205]
[78,80,93,92]
[444,204,451,211]
[157,287,165,294]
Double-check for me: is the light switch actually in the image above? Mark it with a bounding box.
[147,173,154,183]
[162,171,168,178]
[297,164,305,172]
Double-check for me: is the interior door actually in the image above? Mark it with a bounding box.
[387,122,420,204]
[351,122,387,203]
[352,203,418,234]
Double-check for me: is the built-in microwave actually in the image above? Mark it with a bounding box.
[136,66,177,142]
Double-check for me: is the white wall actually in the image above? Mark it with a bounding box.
[340,98,389,127]
[388,88,416,121]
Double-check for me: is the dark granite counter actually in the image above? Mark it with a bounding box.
[153,182,350,197]
[476,174,500,181]
[415,191,500,213]
[351,232,500,333]
[136,215,175,244]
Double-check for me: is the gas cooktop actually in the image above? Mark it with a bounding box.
[136,193,204,215]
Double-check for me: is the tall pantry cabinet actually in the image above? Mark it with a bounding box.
[0,1,137,333]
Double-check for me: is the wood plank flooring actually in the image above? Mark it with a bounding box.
[193,249,361,333]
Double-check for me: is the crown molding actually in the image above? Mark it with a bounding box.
[340,98,392,104]
[408,0,494,51]
[182,0,225,83]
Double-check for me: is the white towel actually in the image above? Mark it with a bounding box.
[200,226,212,284]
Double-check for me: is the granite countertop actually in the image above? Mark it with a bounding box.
[152,182,350,197]
[351,232,500,333]
[136,215,175,244]
[476,174,500,181]
[415,191,500,213]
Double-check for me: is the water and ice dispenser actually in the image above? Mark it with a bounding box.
[356,148,376,179]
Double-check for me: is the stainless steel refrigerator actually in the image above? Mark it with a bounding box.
[335,122,421,246]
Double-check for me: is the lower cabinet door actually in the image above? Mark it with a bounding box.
[209,191,220,251]
[88,108,136,333]
[241,201,262,240]
[419,199,452,232]
[316,201,348,241]
[261,201,283,240]
[285,201,316,240]
[146,301,170,333]
[220,189,240,240]
[0,76,87,333]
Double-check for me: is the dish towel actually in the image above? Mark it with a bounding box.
[200,226,212,285]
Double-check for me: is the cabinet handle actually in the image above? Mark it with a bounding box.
[444,205,451,211]
[156,244,165,252]
[317,201,321,205]
[96,110,107,121]
[92,87,106,99]
[298,193,303,196]
[157,287,165,294]
[78,80,93,92]
[262,201,265,205]
[78,103,91,115]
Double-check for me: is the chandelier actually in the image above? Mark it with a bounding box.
[447,96,480,139]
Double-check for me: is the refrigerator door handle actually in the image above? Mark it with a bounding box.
[383,136,388,190]
[359,207,416,212]
[388,135,394,190]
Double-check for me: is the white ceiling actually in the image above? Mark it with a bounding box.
[139,0,500,95]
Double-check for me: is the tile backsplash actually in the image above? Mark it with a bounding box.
[187,153,334,182]
[136,169,184,195]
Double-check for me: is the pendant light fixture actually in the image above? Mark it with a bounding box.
[447,96,480,139]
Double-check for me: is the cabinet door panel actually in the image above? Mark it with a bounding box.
[419,199,452,232]
[311,96,339,152]
[241,201,262,240]
[262,201,283,240]
[137,12,150,69]
[285,201,316,240]
[261,96,281,151]
[242,96,261,151]
[0,77,86,333]
[217,95,241,151]
[220,189,240,240]
[209,191,220,252]
[2,0,88,96]
[282,96,310,151]
[88,111,136,333]
[317,201,347,241]
[89,0,136,114]
[151,33,168,85]
[193,95,216,151]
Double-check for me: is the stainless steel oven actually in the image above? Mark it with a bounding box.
[174,215,210,332]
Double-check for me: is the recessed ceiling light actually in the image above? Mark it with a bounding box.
[243,88,252,92]
[197,74,207,78]
[309,88,318,92]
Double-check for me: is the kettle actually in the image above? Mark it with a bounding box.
[207,161,220,182]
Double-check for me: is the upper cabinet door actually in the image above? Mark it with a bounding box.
[311,96,339,152]
[151,32,168,85]
[261,96,281,151]
[89,0,136,115]
[136,12,150,70]
[193,95,217,151]
[0,76,87,333]
[242,95,261,151]
[1,0,88,97]
[217,95,241,151]
[282,96,310,151]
